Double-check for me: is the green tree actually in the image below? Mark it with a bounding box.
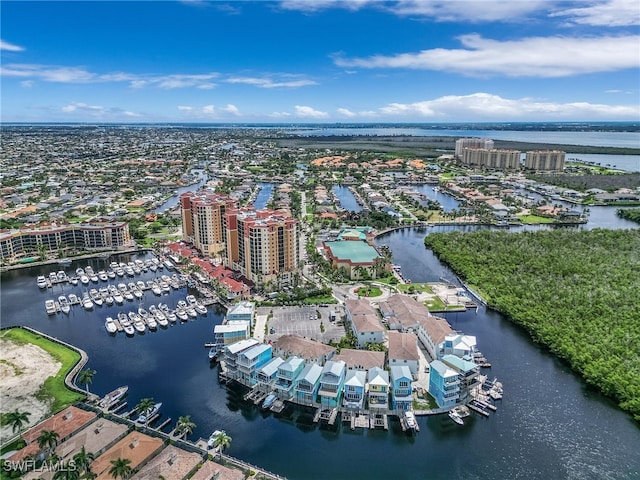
[5,410,30,433]
[77,368,96,394]
[174,415,196,439]
[134,398,156,428]
[108,458,133,480]
[213,431,232,458]
[73,446,95,474]
[37,429,60,457]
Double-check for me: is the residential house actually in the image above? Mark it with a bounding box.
[387,331,420,379]
[294,363,323,406]
[223,338,260,382]
[274,356,305,399]
[443,334,477,359]
[226,301,256,326]
[236,343,273,386]
[429,358,461,408]
[333,348,385,371]
[256,357,285,392]
[367,367,390,411]
[272,335,336,365]
[318,360,347,408]
[342,370,367,410]
[390,365,413,412]
[415,314,455,361]
[212,321,250,357]
[345,299,386,348]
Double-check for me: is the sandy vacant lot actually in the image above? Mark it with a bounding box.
[0,338,61,441]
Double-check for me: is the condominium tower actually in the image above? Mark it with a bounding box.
[180,190,236,257]
[455,138,494,158]
[524,150,566,171]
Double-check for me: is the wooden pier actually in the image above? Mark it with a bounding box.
[468,401,490,417]
[270,399,286,413]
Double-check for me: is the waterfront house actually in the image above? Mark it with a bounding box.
[223,338,260,382]
[439,354,481,405]
[213,321,250,357]
[236,343,273,386]
[387,331,420,380]
[342,370,367,410]
[130,444,202,480]
[379,294,433,332]
[272,334,336,365]
[345,299,386,348]
[256,357,285,392]
[390,365,413,412]
[52,418,128,467]
[226,301,256,326]
[415,314,454,361]
[274,356,305,399]
[295,363,323,405]
[443,333,477,359]
[429,358,461,408]
[90,431,164,480]
[367,367,390,411]
[318,360,347,408]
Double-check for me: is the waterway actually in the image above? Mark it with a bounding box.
[332,185,363,212]
[153,169,209,213]
[252,183,274,210]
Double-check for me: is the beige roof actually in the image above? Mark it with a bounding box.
[190,460,245,480]
[91,431,164,479]
[55,418,128,461]
[273,335,336,362]
[352,312,385,334]
[345,298,376,316]
[130,445,202,480]
[334,349,385,370]
[383,294,434,328]
[416,315,454,345]
[388,331,419,361]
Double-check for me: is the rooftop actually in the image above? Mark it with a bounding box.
[324,240,380,264]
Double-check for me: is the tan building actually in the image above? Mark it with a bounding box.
[524,150,566,171]
[90,431,164,480]
[455,138,494,158]
[272,334,336,365]
[462,148,521,170]
[180,190,236,257]
[225,207,298,286]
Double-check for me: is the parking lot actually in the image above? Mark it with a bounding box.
[258,305,346,344]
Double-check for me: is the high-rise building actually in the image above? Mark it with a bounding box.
[524,150,565,171]
[462,148,521,170]
[225,207,298,286]
[455,138,494,158]
[180,190,236,256]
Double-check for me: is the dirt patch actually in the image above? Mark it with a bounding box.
[0,338,61,440]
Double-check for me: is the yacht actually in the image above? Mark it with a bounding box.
[98,270,109,282]
[68,293,80,305]
[151,282,162,296]
[186,294,197,305]
[109,285,124,305]
[129,282,142,299]
[136,402,162,424]
[37,275,48,289]
[166,311,177,323]
[147,316,158,330]
[99,385,128,409]
[45,299,57,315]
[107,269,116,279]
[75,267,86,276]
[80,274,90,285]
[404,411,419,432]
[194,302,208,315]
[58,295,71,314]
[175,308,189,322]
[105,317,117,334]
[129,312,146,333]
[89,288,103,306]
[138,306,150,319]
[119,313,135,336]
[185,306,197,318]
[448,408,465,426]
[49,272,58,284]
[207,430,225,449]
[85,265,95,277]
[81,293,94,310]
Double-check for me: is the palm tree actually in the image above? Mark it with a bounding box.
[77,369,96,394]
[134,397,155,428]
[53,467,80,480]
[213,431,232,458]
[37,429,60,457]
[5,409,30,433]
[72,446,95,474]
[174,415,196,439]
[108,457,132,480]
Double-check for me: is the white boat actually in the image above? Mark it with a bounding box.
[194,303,207,315]
[404,411,419,431]
[119,313,135,335]
[186,294,197,305]
[85,265,95,276]
[80,274,90,285]
[49,272,58,283]
[68,293,80,305]
[175,308,189,321]
[448,409,464,425]
[147,316,158,330]
[82,293,94,310]
[207,430,224,448]
[76,267,85,276]
[136,402,162,424]
[99,385,128,408]
[167,311,177,323]
[58,295,71,314]
[98,270,109,281]
[107,269,116,279]
[56,270,67,282]
[208,347,217,361]
[185,306,197,318]
[262,394,277,409]
[151,282,162,296]
[105,317,117,334]
[37,275,48,289]
[137,280,146,291]
[58,258,72,266]
[90,288,103,306]
[69,276,79,286]
[45,299,57,315]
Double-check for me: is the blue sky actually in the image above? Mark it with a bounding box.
[1,0,639,123]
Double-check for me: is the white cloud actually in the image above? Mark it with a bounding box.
[550,0,640,27]
[61,102,104,113]
[374,92,640,120]
[337,108,357,117]
[226,76,317,88]
[1,64,96,82]
[0,39,25,52]
[176,104,241,118]
[294,105,329,118]
[334,34,640,77]
[20,80,35,88]
[269,111,292,118]
[388,0,550,22]
[279,0,371,13]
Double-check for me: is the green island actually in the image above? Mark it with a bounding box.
[0,328,85,415]
[617,208,640,223]
[424,229,640,421]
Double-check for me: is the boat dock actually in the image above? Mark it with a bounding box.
[468,400,491,417]
[244,389,269,406]
[399,416,419,432]
[314,408,339,425]
[270,399,286,413]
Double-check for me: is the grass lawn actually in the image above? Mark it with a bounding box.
[356,286,382,297]
[517,214,556,224]
[1,328,85,413]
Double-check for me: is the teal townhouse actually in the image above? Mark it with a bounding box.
[318,360,347,408]
[367,367,390,411]
[236,343,273,386]
[294,363,323,406]
[390,365,413,412]
[342,370,367,410]
[256,357,285,392]
[429,354,480,408]
[274,356,305,400]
